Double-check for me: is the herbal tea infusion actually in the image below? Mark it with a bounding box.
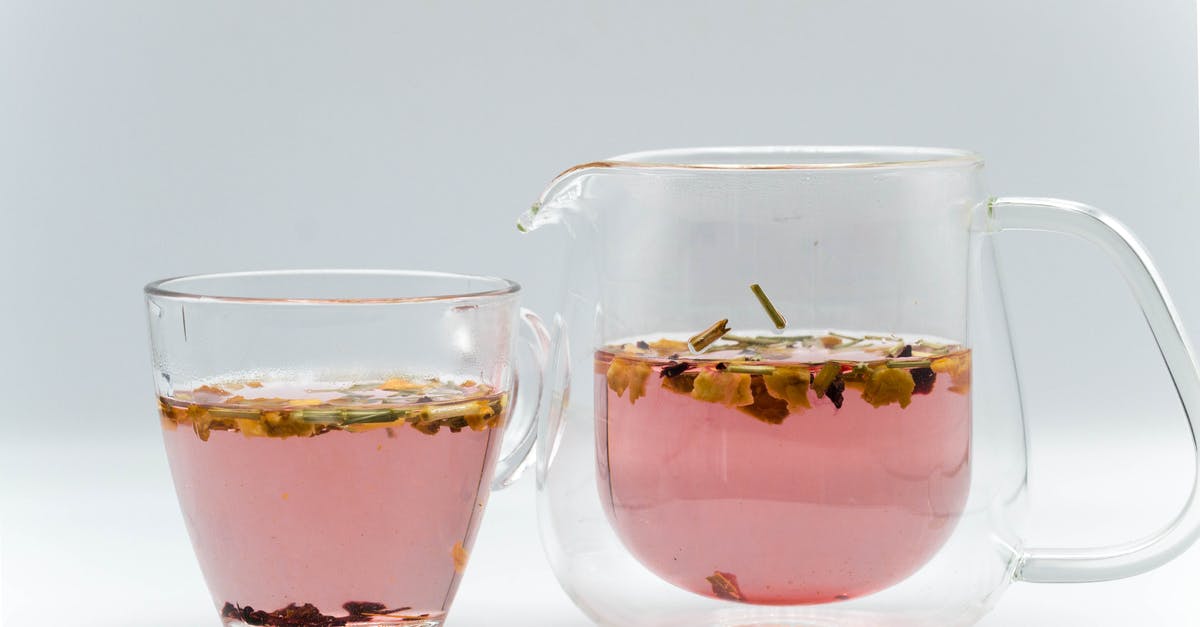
[596,331,971,605]
[160,376,506,626]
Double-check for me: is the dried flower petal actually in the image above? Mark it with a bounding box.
[606,357,652,404]
[931,352,971,394]
[825,378,845,408]
[911,367,936,394]
[862,367,915,408]
[706,570,746,602]
[660,372,696,395]
[194,384,231,397]
[691,370,753,407]
[762,366,812,411]
[648,338,689,353]
[452,541,469,574]
[738,376,791,424]
[221,599,425,626]
[659,361,691,378]
[379,377,426,392]
[820,335,843,349]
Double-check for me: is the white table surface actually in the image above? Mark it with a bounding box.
[2,428,1197,627]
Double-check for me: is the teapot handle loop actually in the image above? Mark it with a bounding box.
[986,197,1200,583]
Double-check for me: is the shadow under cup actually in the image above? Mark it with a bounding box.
[145,270,525,627]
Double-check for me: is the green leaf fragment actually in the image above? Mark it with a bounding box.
[812,362,841,398]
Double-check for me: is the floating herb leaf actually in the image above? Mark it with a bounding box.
[812,362,841,398]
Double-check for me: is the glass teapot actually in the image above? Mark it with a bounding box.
[517,147,1200,626]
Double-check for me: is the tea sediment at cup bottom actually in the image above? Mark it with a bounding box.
[159,376,507,625]
[596,331,971,605]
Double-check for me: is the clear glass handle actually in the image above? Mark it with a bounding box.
[491,307,550,489]
[986,196,1200,583]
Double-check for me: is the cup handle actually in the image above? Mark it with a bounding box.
[491,307,551,490]
[984,197,1200,582]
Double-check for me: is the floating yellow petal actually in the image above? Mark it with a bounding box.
[607,357,652,404]
[931,352,971,394]
[692,371,753,407]
[862,367,915,408]
[452,541,469,574]
[763,367,812,411]
[379,377,427,391]
[648,338,689,353]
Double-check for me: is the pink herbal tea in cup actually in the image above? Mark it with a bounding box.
[596,332,970,605]
[145,270,549,626]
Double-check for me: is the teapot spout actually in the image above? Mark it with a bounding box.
[516,161,613,234]
[515,202,550,233]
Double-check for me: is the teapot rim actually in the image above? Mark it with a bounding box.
[597,145,983,171]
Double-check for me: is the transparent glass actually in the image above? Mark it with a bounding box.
[518,147,1200,626]
[144,270,548,627]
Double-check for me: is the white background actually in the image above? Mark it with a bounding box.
[2,1,1200,625]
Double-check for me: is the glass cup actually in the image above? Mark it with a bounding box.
[144,270,548,627]
[517,146,1200,626]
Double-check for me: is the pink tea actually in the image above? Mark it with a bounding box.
[159,376,507,626]
[596,332,971,605]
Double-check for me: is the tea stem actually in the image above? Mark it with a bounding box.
[722,363,777,375]
[689,318,731,353]
[724,333,813,345]
[750,283,788,329]
[887,359,932,369]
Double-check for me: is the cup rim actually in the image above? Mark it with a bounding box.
[144,269,521,305]
[596,145,983,170]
